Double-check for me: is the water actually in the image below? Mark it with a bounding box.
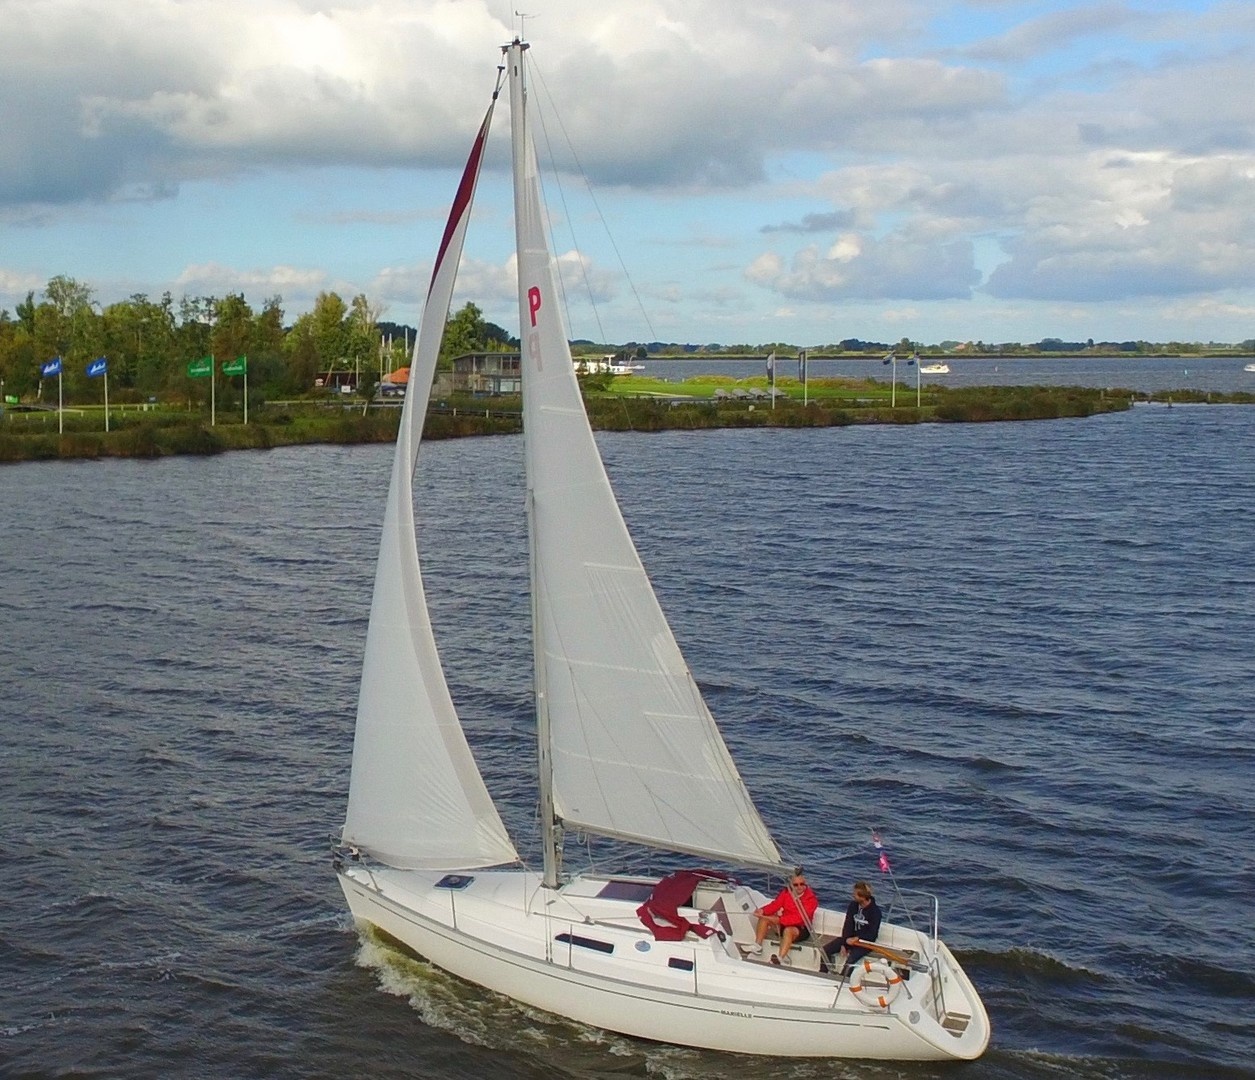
[3,404,1253,1079]
[640,353,1255,394]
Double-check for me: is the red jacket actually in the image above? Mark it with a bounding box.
[762,886,818,928]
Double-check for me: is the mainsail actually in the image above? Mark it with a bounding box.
[507,43,781,870]
[342,101,518,871]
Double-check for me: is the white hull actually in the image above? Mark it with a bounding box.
[919,363,950,374]
[339,865,990,1061]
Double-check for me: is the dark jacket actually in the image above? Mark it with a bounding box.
[840,897,882,945]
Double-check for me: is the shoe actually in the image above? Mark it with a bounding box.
[748,943,762,956]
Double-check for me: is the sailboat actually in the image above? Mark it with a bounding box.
[335,38,990,1062]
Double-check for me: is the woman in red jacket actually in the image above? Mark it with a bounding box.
[747,872,818,965]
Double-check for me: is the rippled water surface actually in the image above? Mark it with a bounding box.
[3,404,1253,1079]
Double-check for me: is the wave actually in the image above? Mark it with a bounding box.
[963,945,1108,987]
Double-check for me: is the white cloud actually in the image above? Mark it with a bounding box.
[174,261,330,300]
[4,1,1255,341]
[962,2,1148,63]
[0,268,44,296]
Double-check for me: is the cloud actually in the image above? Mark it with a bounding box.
[0,268,44,295]
[173,262,330,300]
[962,2,1147,63]
[4,1,1255,340]
[746,232,980,301]
[0,0,1003,207]
[761,211,857,234]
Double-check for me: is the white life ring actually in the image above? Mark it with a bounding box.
[849,958,904,1010]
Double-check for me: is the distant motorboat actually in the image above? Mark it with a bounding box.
[1244,363,1255,372]
[577,355,644,376]
[919,362,950,374]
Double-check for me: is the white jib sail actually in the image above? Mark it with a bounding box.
[343,102,518,871]
[507,43,781,869]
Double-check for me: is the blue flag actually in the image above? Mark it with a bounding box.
[42,357,62,376]
[86,357,108,377]
[882,353,893,366]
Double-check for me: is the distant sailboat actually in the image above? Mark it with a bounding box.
[334,37,990,1062]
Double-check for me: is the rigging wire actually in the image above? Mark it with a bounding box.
[526,56,659,347]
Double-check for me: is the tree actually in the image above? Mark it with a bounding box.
[345,293,381,393]
[251,295,287,392]
[99,292,177,395]
[440,302,488,367]
[311,291,349,374]
[212,293,254,367]
[282,313,321,393]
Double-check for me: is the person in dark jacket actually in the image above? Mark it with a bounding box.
[822,880,882,974]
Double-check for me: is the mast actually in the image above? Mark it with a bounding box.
[506,37,562,889]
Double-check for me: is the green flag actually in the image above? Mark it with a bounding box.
[187,356,213,378]
[222,355,247,376]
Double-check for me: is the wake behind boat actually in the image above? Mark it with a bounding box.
[334,38,989,1062]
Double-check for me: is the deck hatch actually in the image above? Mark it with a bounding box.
[555,932,614,954]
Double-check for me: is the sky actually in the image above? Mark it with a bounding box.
[3,0,1255,347]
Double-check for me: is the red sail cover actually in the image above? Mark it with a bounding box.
[636,870,730,941]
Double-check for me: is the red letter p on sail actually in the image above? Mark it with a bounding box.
[528,286,542,327]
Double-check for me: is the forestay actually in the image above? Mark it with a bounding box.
[342,103,518,871]
[508,46,781,869]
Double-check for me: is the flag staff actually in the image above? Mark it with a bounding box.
[222,356,248,423]
[41,357,64,433]
[211,353,216,426]
[86,356,109,430]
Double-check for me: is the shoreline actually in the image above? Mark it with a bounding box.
[2,385,1250,466]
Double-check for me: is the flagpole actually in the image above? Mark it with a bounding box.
[243,366,248,425]
[58,369,63,434]
[211,354,216,426]
[104,370,110,432]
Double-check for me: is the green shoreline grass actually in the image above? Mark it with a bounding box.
[1,376,1249,464]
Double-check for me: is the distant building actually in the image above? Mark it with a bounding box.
[451,351,521,395]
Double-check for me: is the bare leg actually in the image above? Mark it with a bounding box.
[778,925,799,961]
[754,914,780,946]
